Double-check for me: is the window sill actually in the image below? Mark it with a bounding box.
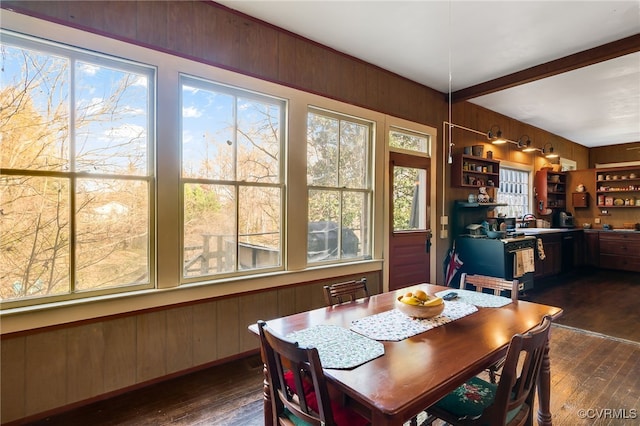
[1,259,383,335]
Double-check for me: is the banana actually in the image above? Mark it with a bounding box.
[423,297,443,307]
[400,296,422,306]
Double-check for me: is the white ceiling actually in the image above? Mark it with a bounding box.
[216,1,640,148]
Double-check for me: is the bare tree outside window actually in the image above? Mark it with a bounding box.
[307,109,372,263]
[181,77,284,278]
[1,32,154,304]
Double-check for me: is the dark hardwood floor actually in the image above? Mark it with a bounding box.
[24,268,640,426]
[523,267,640,342]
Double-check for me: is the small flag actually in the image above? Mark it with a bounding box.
[443,242,463,287]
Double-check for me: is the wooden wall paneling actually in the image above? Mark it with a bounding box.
[216,297,240,359]
[66,322,105,403]
[192,300,218,365]
[364,65,382,111]
[66,0,105,32]
[25,329,67,416]
[238,290,279,353]
[592,142,640,166]
[1,335,25,423]
[136,310,167,383]
[103,316,137,393]
[277,32,298,85]
[232,14,280,78]
[276,286,298,318]
[327,55,359,105]
[10,0,67,20]
[294,38,329,95]
[192,4,223,66]
[165,305,194,375]
[166,0,194,56]
[103,0,137,40]
[136,0,168,48]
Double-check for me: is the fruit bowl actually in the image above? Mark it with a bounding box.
[395,296,445,319]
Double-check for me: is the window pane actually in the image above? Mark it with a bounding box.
[181,85,234,180]
[393,166,427,231]
[1,32,154,306]
[238,186,281,270]
[308,189,340,262]
[0,176,70,300]
[496,167,530,218]
[339,121,368,188]
[0,43,70,171]
[183,183,236,277]
[75,62,150,175]
[342,191,368,257]
[181,76,285,277]
[307,112,339,186]
[75,178,149,290]
[389,129,429,154]
[237,97,281,183]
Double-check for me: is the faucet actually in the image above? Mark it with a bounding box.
[520,214,536,228]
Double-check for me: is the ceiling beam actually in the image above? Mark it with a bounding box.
[451,33,640,103]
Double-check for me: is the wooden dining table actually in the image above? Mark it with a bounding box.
[249,283,563,426]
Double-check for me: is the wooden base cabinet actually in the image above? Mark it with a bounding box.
[584,231,599,267]
[534,233,562,279]
[599,232,640,272]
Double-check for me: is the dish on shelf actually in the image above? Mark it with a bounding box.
[614,198,624,206]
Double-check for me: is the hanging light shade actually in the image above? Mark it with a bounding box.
[543,143,559,158]
[518,135,537,152]
[487,125,506,144]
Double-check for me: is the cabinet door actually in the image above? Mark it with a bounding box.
[585,232,599,267]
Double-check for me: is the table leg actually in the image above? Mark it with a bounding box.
[536,338,553,426]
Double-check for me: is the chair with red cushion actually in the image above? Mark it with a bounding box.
[257,320,369,426]
[425,315,553,426]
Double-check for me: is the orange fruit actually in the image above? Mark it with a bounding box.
[413,289,428,301]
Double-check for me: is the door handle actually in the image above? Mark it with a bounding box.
[425,237,432,253]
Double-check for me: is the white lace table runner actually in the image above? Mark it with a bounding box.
[349,301,478,341]
[286,325,385,369]
[435,289,512,308]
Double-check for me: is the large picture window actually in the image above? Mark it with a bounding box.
[306,108,372,263]
[180,76,285,278]
[0,31,155,304]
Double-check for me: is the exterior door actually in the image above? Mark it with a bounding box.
[389,151,431,291]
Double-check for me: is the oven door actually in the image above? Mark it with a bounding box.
[505,247,534,291]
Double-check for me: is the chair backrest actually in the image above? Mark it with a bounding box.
[257,320,336,426]
[482,315,553,425]
[459,272,519,302]
[323,277,369,306]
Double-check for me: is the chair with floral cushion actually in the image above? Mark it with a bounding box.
[257,320,369,426]
[460,272,521,383]
[425,315,553,426]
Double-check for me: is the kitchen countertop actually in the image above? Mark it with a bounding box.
[521,227,640,234]
[519,227,582,235]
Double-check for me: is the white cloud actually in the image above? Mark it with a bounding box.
[105,124,145,140]
[183,106,202,118]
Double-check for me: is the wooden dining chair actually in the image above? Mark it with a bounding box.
[459,273,521,383]
[257,320,369,426]
[425,315,553,426]
[323,277,369,306]
[459,272,520,302]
